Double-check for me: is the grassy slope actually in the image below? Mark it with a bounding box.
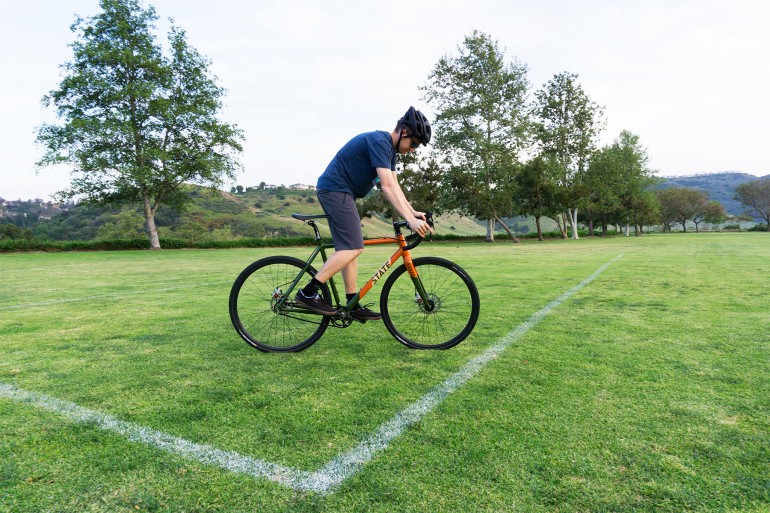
[1,233,768,512]
[223,188,489,237]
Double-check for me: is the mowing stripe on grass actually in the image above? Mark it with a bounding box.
[0,280,231,310]
[0,382,313,489]
[0,254,621,494]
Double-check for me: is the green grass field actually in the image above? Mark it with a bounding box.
[1,233,768,512]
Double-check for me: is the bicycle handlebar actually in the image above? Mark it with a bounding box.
[401,211,434,251]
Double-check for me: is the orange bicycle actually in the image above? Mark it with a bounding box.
[229,212,480,352]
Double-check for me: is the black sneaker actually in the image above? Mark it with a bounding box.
[351,305,382,323]
[295,291,336,316]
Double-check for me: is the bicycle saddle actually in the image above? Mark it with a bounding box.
[291,213,330,221]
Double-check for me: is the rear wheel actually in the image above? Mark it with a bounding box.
[229,256,331,352]
[380,257,479,349]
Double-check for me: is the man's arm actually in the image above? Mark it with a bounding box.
[376,168,433,237]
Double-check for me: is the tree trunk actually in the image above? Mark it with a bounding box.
[494,216,519,243]
[485,218,495,242]
[553,215,567,238]
[142,193,161,249]
[535,215,544,241]
[568,208,579,239]
[561,212,568,238]
[588,218,594,237]
[624,223,630,237]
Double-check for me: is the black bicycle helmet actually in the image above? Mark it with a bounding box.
[398,106,432,145]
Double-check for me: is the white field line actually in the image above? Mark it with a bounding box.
[0,254,621,494]
[0,281,231,310]
[0,383,312,489]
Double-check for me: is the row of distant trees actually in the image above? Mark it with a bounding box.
[32,1,768,249]
[361,30,769,239]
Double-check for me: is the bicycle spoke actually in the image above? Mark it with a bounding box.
[381,257,479,349]
[229,257,329,352]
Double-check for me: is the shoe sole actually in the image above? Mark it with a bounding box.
[294,298,337,316]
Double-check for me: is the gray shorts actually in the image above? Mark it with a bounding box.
[317,190,364,250]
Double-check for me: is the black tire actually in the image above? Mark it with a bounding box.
[229,256,331,352]
[380,257,479,349]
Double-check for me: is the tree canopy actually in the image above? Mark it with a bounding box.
[423,30,530,241]
[534,72,605,239]
[734,178,770,228]
[36,0,243,249]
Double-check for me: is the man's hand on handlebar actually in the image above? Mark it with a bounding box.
[408,211,435,238]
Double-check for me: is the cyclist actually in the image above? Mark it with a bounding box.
[295,106,435,321]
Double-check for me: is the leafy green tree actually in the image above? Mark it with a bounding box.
[534,72,605,239]
[36,0,243,249]
[514,156,560,240]
[96,209,146,239]
[734,178,770,228]
[701,200,727,230]
[0,224,34,241]
[656,188,678,232]
[423,30,530,242]
[586,130,658,236]
[656,187,708,232]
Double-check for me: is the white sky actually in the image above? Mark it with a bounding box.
[1,0,768,201]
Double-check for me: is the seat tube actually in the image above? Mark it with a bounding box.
[319,244,342,307]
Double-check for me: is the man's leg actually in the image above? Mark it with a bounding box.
[314,248,362,285]
[340,254,359,294]
[295,249,362,315]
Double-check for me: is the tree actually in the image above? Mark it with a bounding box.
[702,200,727,230]
[586,130,659,236]
[36,0,243,249]
[514,156,560,240]
[735,178,770,228]
[423,30,530,242]
[96,209,146,239]
[534,72,605,239]
[656,187,708,232]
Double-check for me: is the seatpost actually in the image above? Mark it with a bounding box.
[307,220,322,241]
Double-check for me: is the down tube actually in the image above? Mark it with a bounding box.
[354,247,405,307]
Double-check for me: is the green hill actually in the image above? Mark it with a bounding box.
[1,186,489,242]
[227,187,487,238]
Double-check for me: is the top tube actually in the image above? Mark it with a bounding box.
[290,212,432,250]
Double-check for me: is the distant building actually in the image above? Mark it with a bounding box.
[289,184,315,190]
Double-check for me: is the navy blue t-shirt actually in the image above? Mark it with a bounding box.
[316,131,397,198]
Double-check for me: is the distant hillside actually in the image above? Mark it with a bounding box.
[7,172,766,242]
[0,186,487,241]
[657,172,768,217]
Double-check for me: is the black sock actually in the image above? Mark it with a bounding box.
[346,293,358,308]
[301,278,322,297]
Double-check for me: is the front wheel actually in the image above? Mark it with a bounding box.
[380,257,480,349]
[229,256,331,352]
